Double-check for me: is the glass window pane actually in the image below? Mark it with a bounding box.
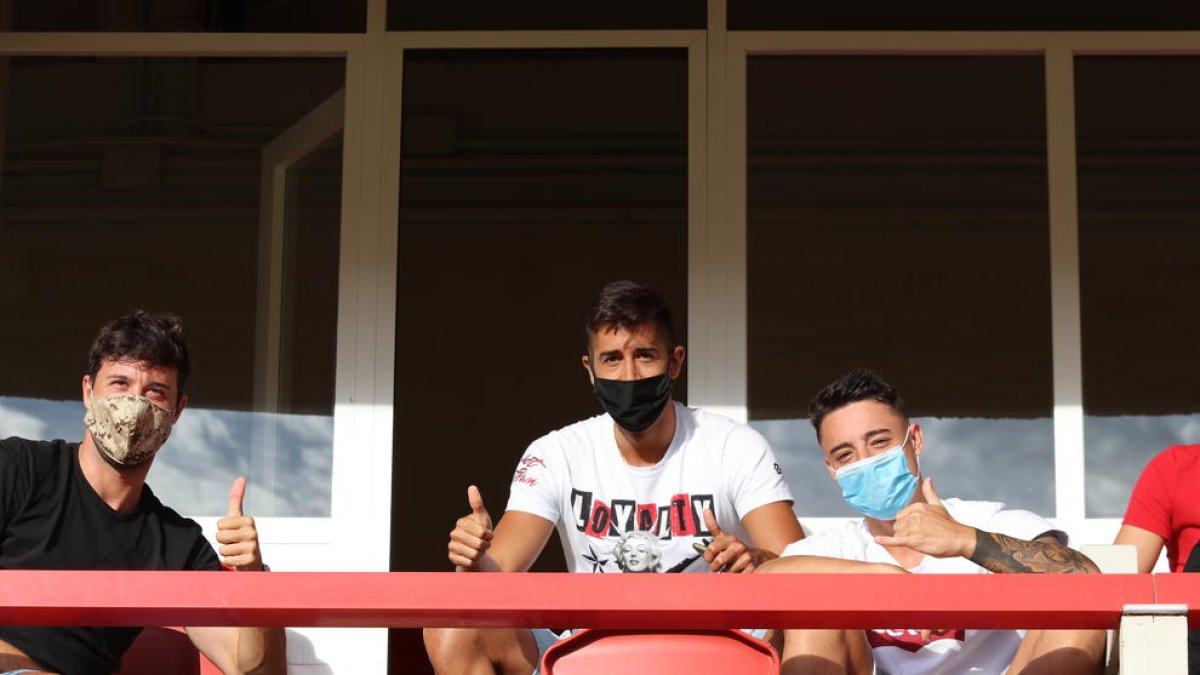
[729,3,1200,30]
[392,49,688,572]
[0,56,345,516]
[1078,57,1200,517]
[8,0,365,32]
[388,0,703,30]
[746,56,1054,517]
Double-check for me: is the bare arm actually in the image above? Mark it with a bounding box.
[187,626,286,675]
[474,510,556,572]
[447,485,555,572]
[756,555,906,575]
[742,501,806,557]
[968,531,1100,575]
[875,479,1098,574]
[1114,524,1166,574]
[187,478,286,673]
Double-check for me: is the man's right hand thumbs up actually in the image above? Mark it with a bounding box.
[448,485,494,570]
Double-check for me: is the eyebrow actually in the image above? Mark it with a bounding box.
[863,427,893,442]
[105,375,173,391]
[826,427,894,457]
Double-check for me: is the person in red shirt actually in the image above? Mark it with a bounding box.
[1115,444,1200,573]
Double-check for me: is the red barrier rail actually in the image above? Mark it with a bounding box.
[0,571,1158,630]
[1151,573,1200,623]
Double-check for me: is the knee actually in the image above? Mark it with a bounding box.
[781,629,873,675]
[424,627,482,667]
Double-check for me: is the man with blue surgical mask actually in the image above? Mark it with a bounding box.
[758,369,1105,675]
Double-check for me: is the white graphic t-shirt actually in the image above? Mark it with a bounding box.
[781,499,1062,675]
[507,402,795,574]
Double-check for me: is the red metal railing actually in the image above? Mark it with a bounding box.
[1,571,1194,629]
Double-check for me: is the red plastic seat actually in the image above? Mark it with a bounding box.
[118,626,221,675]
[539,629,781,675]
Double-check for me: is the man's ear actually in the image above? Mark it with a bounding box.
[171,394,188,423]
[669,345,686,379]
[81,375,93,408]
[580,354,595,385]
[911,422,924,457]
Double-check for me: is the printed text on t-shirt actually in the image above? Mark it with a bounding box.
[513,455,547,487]
[570,489,715,540]
[867,628,966,653]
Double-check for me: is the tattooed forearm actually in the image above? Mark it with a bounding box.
[968,531,1100,574]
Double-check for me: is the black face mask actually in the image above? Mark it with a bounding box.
[593,372,674,432]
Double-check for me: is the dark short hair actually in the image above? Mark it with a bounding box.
[809,369,907,440]
[86,311,191,400]
[584,280,676,350]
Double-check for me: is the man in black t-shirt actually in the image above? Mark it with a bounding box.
[0,312,285,675]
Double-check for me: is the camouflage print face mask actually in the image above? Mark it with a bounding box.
[84,394,174,467]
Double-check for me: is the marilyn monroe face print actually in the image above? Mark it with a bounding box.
[614,530,662,573]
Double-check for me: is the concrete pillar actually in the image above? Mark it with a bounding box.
[1120,604,1188,675]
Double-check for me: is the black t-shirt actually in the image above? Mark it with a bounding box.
[0,437,221,675]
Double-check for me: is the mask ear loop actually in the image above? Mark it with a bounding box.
[905,423,921,478]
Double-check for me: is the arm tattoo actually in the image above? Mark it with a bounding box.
[968,531,1100,574]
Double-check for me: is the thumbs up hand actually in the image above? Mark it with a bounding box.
[448,485,495,570]
[216,476,265,571]
[698,509,758,574]
[874,478,975,559]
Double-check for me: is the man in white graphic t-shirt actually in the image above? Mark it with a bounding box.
[758,369,1105,675]
[424,280,805,675]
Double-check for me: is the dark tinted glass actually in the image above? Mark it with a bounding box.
[730,1,1200,30]
[746,56,1055,517]
[9,0,364,32]
[1077,57,1200,517]
[388,0,703,30]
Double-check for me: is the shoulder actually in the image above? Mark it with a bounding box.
[684,406,769,449]
[942,498,1005,524]
[530,412,609,457]
[947,498,1059,542]
[2,436,63,458]
[1,437,72,474]
[1148,444,1200,473]
[516,412,609,483]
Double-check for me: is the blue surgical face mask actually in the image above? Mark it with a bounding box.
[834,426,917,520]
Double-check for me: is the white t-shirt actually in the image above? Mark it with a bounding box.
[507,402,795,574]
[780,498,1062,675]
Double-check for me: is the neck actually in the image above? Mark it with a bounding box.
[78,434,149,513]
[614,400,676,467]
